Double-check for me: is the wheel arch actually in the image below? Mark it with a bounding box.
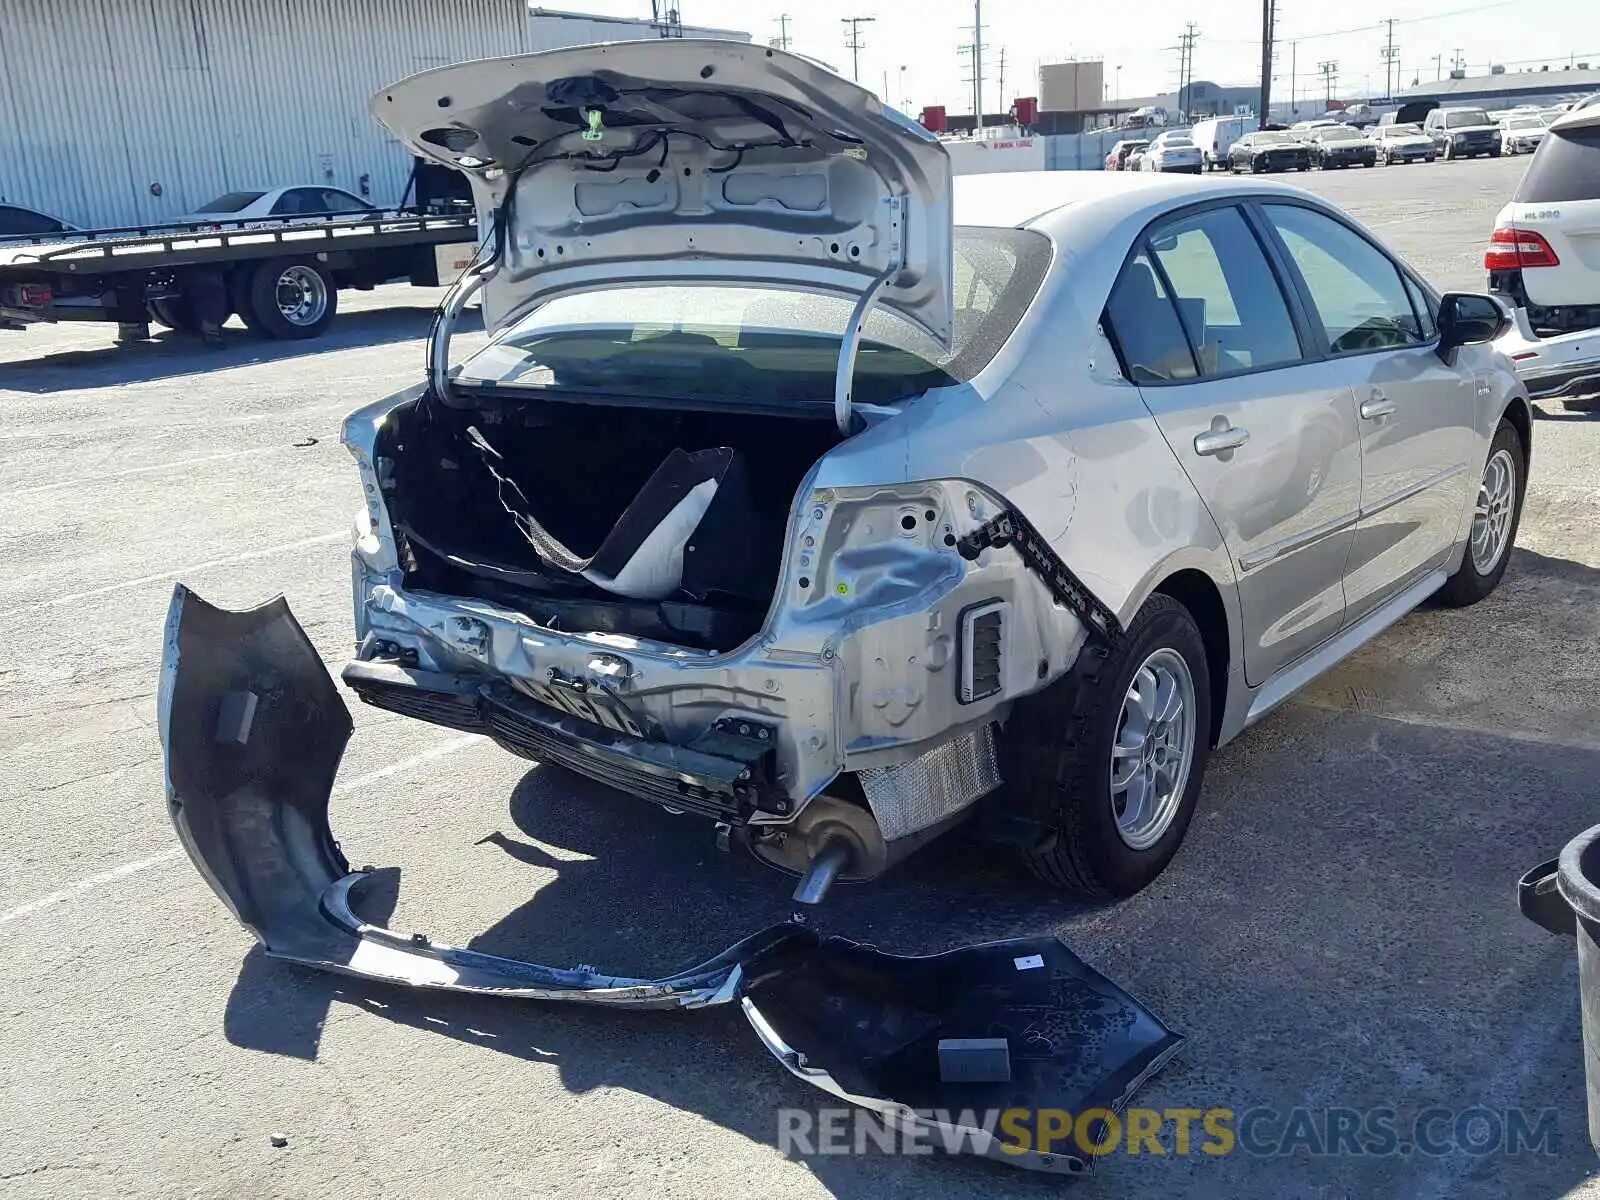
[1150,567,1233,747]
[1502,391,1534,468]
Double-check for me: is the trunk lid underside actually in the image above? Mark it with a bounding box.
[371,40,954,343]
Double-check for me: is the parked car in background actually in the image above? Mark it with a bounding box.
[1105,139,1151,171]
[183,187,376,224]
[1500,113,1550,155]
[1486,103,1600,339]
[1227,130,1311,173]
[1306,124,1377,169]
[1125,144,1152,172]
[1191,115,1253,171]
[1370,122,1437,164]
[0,204,77,239]
[1140,131,1204,173]
[1424,107,1501,160]
[1289,118,1343,141]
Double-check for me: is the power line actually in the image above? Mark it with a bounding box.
[957,0,989,120]
[1214,1,1515,48]
[841,16,875,83]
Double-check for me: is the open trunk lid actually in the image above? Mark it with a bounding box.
[370,40,954,343]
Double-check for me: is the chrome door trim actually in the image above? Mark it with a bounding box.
[1357,461,1469,523]
[1237,508,1362,573]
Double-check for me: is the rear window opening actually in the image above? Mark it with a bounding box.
[194,191,266,214]
[455,227,1051,415]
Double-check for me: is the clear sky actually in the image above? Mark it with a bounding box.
[572,0,1600,113]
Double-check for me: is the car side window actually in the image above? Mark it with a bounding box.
[1146,206,1303,377]
[321,189,365,214]
[1104,249,1199,384]
[1262,203,1425,353]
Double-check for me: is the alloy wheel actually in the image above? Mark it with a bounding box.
[1470,447,1517,574]
[1109,648,1198,851]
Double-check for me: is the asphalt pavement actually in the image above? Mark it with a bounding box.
[4,153,1600,1198]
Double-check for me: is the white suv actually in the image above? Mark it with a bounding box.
[1488,105,1600,406]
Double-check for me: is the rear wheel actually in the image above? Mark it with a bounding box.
[1001,594,1213,899]
[1438,420,1526,607]
[239,257,337,340]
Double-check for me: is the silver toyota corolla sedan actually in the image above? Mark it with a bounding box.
[231,41,1532,909]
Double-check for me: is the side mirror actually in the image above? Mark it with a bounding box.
[1437,292,1508,357]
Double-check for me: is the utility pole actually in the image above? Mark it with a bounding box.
[841,16,875,83]
[1431,52,1442,80]
[650,0,682,38]
[1318,59,1338,106]
[974,0,985,122]
[1379,18,1399,100]
[1258,0,1276,129]
[1451,47,1466,73]
[996,47,1007,116]
[957,0,989,123]
[1289,39,1297,117]
[1175,23,1198,120]
[771,13,791,51]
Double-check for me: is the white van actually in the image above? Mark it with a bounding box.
[1190,115,1253,170]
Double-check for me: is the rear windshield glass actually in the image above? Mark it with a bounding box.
[1444,110,1491,128]
[458,228,1051,408]
[195,192,265,213]
[1515,125,1600,203]
[1159,137,1194,147]
[1253,132,1296,146]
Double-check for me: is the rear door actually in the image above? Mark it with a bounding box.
[1497,113,1600,308]
[1104,202,1363,686]
[1257,201,1477,620]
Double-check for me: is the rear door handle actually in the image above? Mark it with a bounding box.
[1360,395,1397,420]
[1194,425,1250,456]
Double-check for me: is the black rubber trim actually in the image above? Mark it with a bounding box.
[956,507,1124,647]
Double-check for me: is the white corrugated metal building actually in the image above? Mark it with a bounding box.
[0,1,749,228]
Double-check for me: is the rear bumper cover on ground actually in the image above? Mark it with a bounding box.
[158,584,1184,1173]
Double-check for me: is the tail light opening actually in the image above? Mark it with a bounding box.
[1485,226,1561,271]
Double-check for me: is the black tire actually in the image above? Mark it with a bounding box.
[148,296,200,332]
[239,257,337,340]
[1438,420,1527,607]
[1000,594,1214,899]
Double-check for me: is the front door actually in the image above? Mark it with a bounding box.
[1257,202,1477,622]
[1104,203,1364,686]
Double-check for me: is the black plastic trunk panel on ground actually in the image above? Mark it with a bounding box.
[159,585,1184,1175]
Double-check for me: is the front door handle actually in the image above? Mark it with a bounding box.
[1360,395,1397,420]
[1194,425,1250,456]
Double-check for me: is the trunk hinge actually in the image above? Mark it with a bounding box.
[833,193,912,436]
[956,507,1124,647]
[833,266,896,435]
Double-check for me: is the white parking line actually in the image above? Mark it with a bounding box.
[17,530,347,612]
[8,447,285,496]
[0,733,486,929]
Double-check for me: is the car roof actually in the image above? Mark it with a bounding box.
[1548,103,1600,134]
[952,170,1321,231]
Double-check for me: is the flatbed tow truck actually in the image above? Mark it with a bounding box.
[0,195,478,345]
